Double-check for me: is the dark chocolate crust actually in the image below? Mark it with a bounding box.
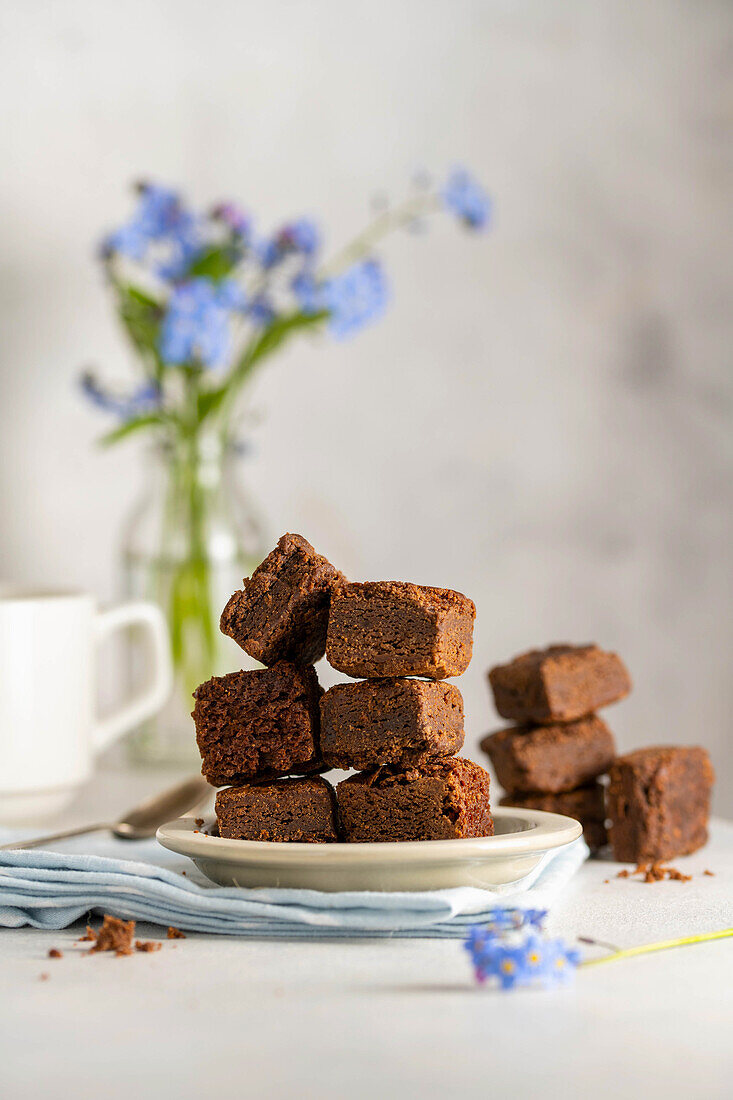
[499,783,608,851]
[336,757,493,842]
[193,662,323,785]
[220,533,345,666]
[606,746,714,863]
[488,644,631,724]
[326,581,475,680]
[480,715,615,794]
[321,678,464,770]
[215,777,339,843]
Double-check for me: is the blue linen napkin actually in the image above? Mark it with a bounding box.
[0,831,588,939]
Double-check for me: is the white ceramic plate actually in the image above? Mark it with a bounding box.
[157,809,582,892]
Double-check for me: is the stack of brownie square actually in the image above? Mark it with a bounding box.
[480,645,631,852]
[193,533,494,844]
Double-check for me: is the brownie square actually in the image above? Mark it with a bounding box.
[337,757,493,842]
[193,661,322,785]
[326,581,475,680]
[499,784,608,852]
[220,533,345,665]
[488,644,631,724]
[215,777,339,843]
[607,746,714,863]
[321,678,464,770]
[480,715,615,794]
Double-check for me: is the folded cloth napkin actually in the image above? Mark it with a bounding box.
[0,832,588,939]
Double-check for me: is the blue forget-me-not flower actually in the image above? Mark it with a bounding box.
[320,259,388,339]
[102,183,202,280]
[80,373,161,420]
[465,912,580,990]
[442,168,491,230]
[158,277,247,368]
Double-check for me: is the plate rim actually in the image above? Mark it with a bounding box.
[157,808,582,865]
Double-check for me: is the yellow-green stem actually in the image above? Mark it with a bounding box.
[581,928,733,969]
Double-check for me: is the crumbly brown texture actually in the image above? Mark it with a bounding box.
[607,746,714,863]
[48,948,63,959]
[135,940,163,952]
[321,678,464,770]
[220,533,345,666]
[89,915,135,957]
[215,776,339,842]
[193,661,323,785]
[617,862,692,883]
[481,715,615,794]
[326,581,475,680]
[488,644,631,724]
[167,927,186,939]
[337,757,493,842]
[499,782,608,851]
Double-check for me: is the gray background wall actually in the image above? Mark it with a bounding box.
[1,0,731,810]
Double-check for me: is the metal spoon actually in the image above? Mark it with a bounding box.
[1,775,211,850]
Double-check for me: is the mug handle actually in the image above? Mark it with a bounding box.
[93,602,173,752]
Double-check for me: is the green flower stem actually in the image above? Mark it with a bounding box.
[161,370,220,707]
[319,191,443,278]
[581,928,733,969]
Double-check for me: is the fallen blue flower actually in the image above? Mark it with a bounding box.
[466,921,579,990]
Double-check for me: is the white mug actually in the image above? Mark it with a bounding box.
[0,587,173,824]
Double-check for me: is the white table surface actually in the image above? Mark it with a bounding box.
[1,764,732,1100]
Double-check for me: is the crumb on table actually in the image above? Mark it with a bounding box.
[89,915,135,957]
[135,940,162,953]
[48,948,63,959]
[616,862,692,883]
[167,926,186,939]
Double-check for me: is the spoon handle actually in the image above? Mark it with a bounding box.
[0,824,109,850]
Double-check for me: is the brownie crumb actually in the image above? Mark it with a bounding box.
[616,862,692,883]
[704,869,715,876]
[48,948,63,959]
[89,915,135,956]
[77,924,97,943]
[194,817,205,828]
[39,973,49,981]
[135,940,162,953]
[666,867,692,882]
[167,927,186,939]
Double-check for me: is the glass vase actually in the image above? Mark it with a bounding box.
[122,434,267,766]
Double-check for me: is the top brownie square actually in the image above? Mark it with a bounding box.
[326,581,475,679]
[488,643,631,724]
[220,533,345,666]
